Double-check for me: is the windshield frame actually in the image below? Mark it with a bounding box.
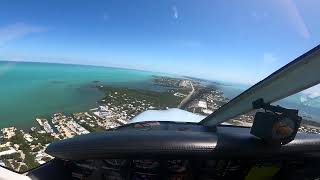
[201,44,320,126]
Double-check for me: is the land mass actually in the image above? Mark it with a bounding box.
[0,75,319,172]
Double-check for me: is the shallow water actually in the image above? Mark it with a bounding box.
[0,61,162,128]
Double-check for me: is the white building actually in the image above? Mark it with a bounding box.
[23,133,34,142]
[0,147,17,156]
[179,80,191,87]
[43,121,54,134]
[36,118,54,134]
[1,127,16,139]
[202,109,213,115]
[198,101,207,109]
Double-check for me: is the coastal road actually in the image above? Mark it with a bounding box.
[178,81,195,109]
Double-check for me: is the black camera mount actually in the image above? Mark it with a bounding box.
[250,98,302,145]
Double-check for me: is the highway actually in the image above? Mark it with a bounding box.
[178,81,195,109]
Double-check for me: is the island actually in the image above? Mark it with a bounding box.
[0,75,318,172]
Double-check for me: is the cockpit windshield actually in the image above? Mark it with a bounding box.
[0,0,320,172]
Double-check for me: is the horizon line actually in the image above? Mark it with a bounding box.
[0,59,250,86]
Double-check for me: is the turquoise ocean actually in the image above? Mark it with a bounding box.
[1,61,319,129]
[0,61,164,129]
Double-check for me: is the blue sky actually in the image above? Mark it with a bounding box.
[0,0,320,84]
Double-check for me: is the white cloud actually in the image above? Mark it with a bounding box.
[172,6,178,19]
[102,13,109,21]
[302,84,320,97]
[251,11,258,18]
[263,52,277,65]
[251,11,268,19]
[300,85,320,107]
[0,23,47,46]
[308,92,320,99]
[277,0,310,39]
